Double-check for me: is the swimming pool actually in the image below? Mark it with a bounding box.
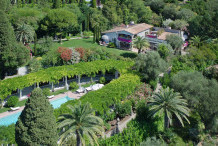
[0,96,73,126]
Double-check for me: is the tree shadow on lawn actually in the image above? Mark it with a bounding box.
[120,52,138,59]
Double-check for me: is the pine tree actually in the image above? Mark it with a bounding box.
[15,88,58,146]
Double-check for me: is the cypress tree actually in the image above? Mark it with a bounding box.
[33,32,37,55]
[92,0,96,8]
[87,14,89,31]
[53,0,61,8]
[0,10,17,78]
[93,25,96,43]
[15,88,58,146]
[17,0,22,8]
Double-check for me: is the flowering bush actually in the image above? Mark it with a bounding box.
[57,47,68,54]
[58,47,72,62]
[75,47,87,61]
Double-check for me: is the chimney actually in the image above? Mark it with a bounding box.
[130,21,134,25]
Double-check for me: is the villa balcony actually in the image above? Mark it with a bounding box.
[118,37,132,43]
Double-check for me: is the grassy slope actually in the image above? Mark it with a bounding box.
[53,38,135,56]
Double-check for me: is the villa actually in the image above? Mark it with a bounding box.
[101,22,187,50]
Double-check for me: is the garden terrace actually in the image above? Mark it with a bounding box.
[54,73,141,117]
[0,60,134,100]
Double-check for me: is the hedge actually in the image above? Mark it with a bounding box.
[54,73,141,117]
[0,60,134,100]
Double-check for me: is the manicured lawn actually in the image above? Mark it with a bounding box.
[0,99,28,114]
[54,38,137,57]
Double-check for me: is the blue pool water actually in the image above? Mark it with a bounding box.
[0,96,73,126]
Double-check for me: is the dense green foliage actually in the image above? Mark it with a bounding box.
[166,34,184,51]
[0,60,133,100]
[15,88,58,145]
[69,81,79,90]
[42,88,51,96]
[157,43,173,60]
[0,0,218,145]
[0,124,16,144]
[99,76,106,84]
[55,73,141,117]
[170,71,218,133]
[149,87,190,129]
[115,101,132,118]
[58,102,104,145]
[135,52,167,82]
[6,96,19,107]
[0,10,29,78]
[99,100,164,145]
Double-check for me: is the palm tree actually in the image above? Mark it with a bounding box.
[15,23,35,44]
[189,35,201,48]
[133,36,150,54]
[149,87,190,130]
[58,102,104,146]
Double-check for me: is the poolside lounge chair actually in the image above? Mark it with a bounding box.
[85,87,92,92]
[76,87,85,94]
[47,95,55,99]
[10,107,20,111]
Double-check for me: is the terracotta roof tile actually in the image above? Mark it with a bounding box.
[102,23,153,34]
[157,32,174,40]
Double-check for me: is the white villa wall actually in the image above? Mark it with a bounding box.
[104,32,117,42]
[104,31,133,48]
[137,29,150,38]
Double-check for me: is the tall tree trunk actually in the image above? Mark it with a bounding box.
[65,76,69,90]
[93,25,96,43]
[19,89,22,98]
[164,112,169,130]
[76,130,81,146]
[138,48,141,54]
[51,82,54,92]
[34,32,37,55]
[60,33,62,44]
[78,74,81,89]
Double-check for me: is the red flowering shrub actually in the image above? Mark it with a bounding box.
[58,47,68,54]
[75,47,86,61]
[57,47,72,62]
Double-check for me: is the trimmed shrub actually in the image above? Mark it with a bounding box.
[7,96,18,107]
[0,124,16,144]
[54,73,141,118]
[99,77,106,84]
[108,42,116,48]
[115,101,132,119]
[70,81,79,90]
[159,73,171,88]
[102,111,116,122]
[149,80,157,90]
[42,88,51,96]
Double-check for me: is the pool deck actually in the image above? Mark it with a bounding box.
[0,91,85,119]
